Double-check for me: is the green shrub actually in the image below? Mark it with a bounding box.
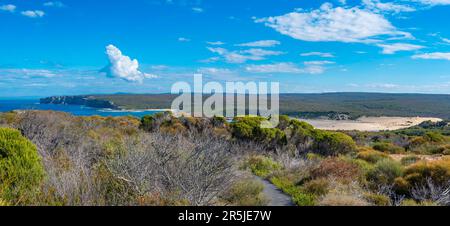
[292,192,316,206]
[400,155,421,166]
[367,159,403,185]
[345,158,374,176]
[289,121,315,150]
[270,176,295,193]
[140,112,172,132]
[302,178,329,196]
[232,117,264,138]
[401,199,439,206]
[364,193,391,206]
[393,177,410,195]
[409,137,427,147]
[290,119,315,131]
[140,115,156,131]
[211,116,227,127]
[244,155,281,177]
[424,132,445,143]
[232,122,254,140]
[254,128,287,145]
[312,131,357,156]
[418,201,439,206]
[277,115,291,130]
[400,199,419,206]
[306,153,323,161]
[221,179,268,206]
[270,176,316,206]
[373,142,405,154]
[0,128,45,204]
[403,159,450,186]
[0,198,9,206]
[357,148,390,163]
[409,142,449,155]
[232,117,287,146]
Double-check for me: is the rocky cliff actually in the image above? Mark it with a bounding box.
[40,96,120,109]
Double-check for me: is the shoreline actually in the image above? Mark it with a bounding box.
[99,108,173,113]
[296,116,443,132]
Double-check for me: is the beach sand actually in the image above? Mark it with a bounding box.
[298,116,442,132]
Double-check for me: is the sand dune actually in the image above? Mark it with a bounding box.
[298,116,442,132]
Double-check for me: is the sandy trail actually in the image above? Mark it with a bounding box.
[253,177,295,206]
[390,154,446,162]
[298,116,442,132]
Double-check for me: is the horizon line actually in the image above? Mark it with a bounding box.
[4,91,450,99]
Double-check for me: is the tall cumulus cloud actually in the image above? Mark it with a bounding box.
[101,45,156,83]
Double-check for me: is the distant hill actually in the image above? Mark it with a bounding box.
[41,93,450,119]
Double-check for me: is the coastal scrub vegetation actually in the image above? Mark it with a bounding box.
[0,128,45,205]
[0,110,450,206]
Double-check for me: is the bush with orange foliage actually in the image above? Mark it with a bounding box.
[311,158,362,182]
[356,147,391,163]
[403,158,450,187]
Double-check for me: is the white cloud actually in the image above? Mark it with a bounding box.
[199,57,220,63]
[43,1,65,8]
[427,33,450,44]
[236,40,280,47]
[303,61,334,74]
[412,52,450,60]
[178,37,191,42]
[207,47,284,63]
[217,52,261,63]
[363,0,416,13]
[245,62,330,74]
[197,67,237,77]
[21,10,45,18]
[304,60,335,65]
[192,7,203,13]
[414,0,450,6]
[0,4,16,12]
[347,82,450,93]
[245,63,303,73]
[0,69,58,78]
[302,65,328,74]
[240,48,284,57]
[255,3,412,43]
[377,43,424,54]
[442,38,450,44]
[206,41,225,45]
[196,67,246,80]
[151,65,169,70]
[102,45,156,83]
[23,83,49,87]
[300,52,335,57]
[366,83,400,89]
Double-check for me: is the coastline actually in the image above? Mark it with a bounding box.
[297,116,443,132]
[99,108,173,113]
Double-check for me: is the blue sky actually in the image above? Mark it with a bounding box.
[1,0,450,97]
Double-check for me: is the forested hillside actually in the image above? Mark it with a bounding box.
[45,93,450,119]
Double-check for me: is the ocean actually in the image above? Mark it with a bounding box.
[0,99,162,118]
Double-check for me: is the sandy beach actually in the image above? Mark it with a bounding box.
[298,116,443,132]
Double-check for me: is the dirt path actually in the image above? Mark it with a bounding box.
[254,177,295,206]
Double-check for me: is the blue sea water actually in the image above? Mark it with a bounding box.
[0,99,162,118]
